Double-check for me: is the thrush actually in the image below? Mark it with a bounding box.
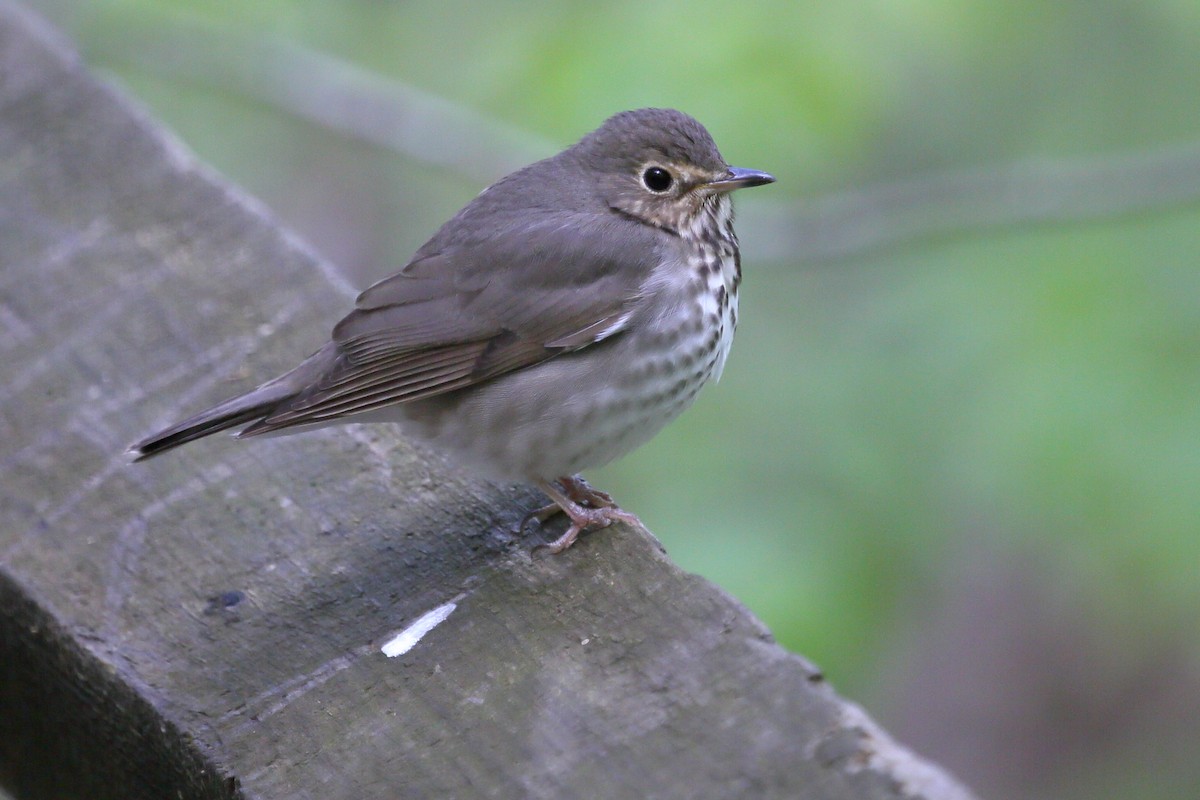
[130,108,775,553]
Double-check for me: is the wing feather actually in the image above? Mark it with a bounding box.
[242,209,667,434]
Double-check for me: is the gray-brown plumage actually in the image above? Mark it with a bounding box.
[131,108,774,552]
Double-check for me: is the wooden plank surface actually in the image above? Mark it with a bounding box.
[0,4,977,799]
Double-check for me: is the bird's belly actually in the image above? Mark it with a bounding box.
[387,311,731,482]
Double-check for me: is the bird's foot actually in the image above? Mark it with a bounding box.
[519,476,614,527]
[538,503,642,554]
[522,476,641,554]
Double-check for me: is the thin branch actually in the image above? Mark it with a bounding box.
[738,143,1200,264]
[87,9,1200,265]
[86,9,554,183]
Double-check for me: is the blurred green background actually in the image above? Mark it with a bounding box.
[25,1,1200,797]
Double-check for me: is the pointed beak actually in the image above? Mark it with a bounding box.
[706,167,776,193]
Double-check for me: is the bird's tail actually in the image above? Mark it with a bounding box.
[127,382,297,461]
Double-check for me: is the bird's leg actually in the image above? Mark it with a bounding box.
[519,475,613,528]
[559,475,618,509]
[530,478,642,554]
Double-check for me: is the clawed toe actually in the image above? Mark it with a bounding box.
[519,502,562,532]
[518,476,618,531]
[537,505,640,554]
[525,477,643,554]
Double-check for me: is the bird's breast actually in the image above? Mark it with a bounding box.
[675,197,740,385]
[387,225,742,482]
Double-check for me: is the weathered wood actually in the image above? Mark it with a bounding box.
[0,4,977,799]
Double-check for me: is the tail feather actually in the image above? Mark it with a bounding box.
[128,384,296,461]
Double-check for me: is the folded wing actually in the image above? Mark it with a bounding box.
[240,211,661,434]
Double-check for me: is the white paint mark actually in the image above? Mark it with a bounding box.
[381,601,457,658]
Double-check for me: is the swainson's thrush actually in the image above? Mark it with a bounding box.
[131,108,775,552]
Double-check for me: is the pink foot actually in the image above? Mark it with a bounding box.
[527,477,642,554]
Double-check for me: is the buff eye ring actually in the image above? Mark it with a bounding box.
[641,166,674,193]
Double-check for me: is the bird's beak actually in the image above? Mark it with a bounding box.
[706,167,776,193]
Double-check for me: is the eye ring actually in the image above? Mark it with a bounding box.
[641,166,674,193]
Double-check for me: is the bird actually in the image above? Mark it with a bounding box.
[130,108,775,553]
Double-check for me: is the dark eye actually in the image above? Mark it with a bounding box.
[641,166,673,193]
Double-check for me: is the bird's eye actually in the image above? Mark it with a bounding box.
[641,166,674,193]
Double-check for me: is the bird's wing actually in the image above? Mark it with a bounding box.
[240,212,661,432]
